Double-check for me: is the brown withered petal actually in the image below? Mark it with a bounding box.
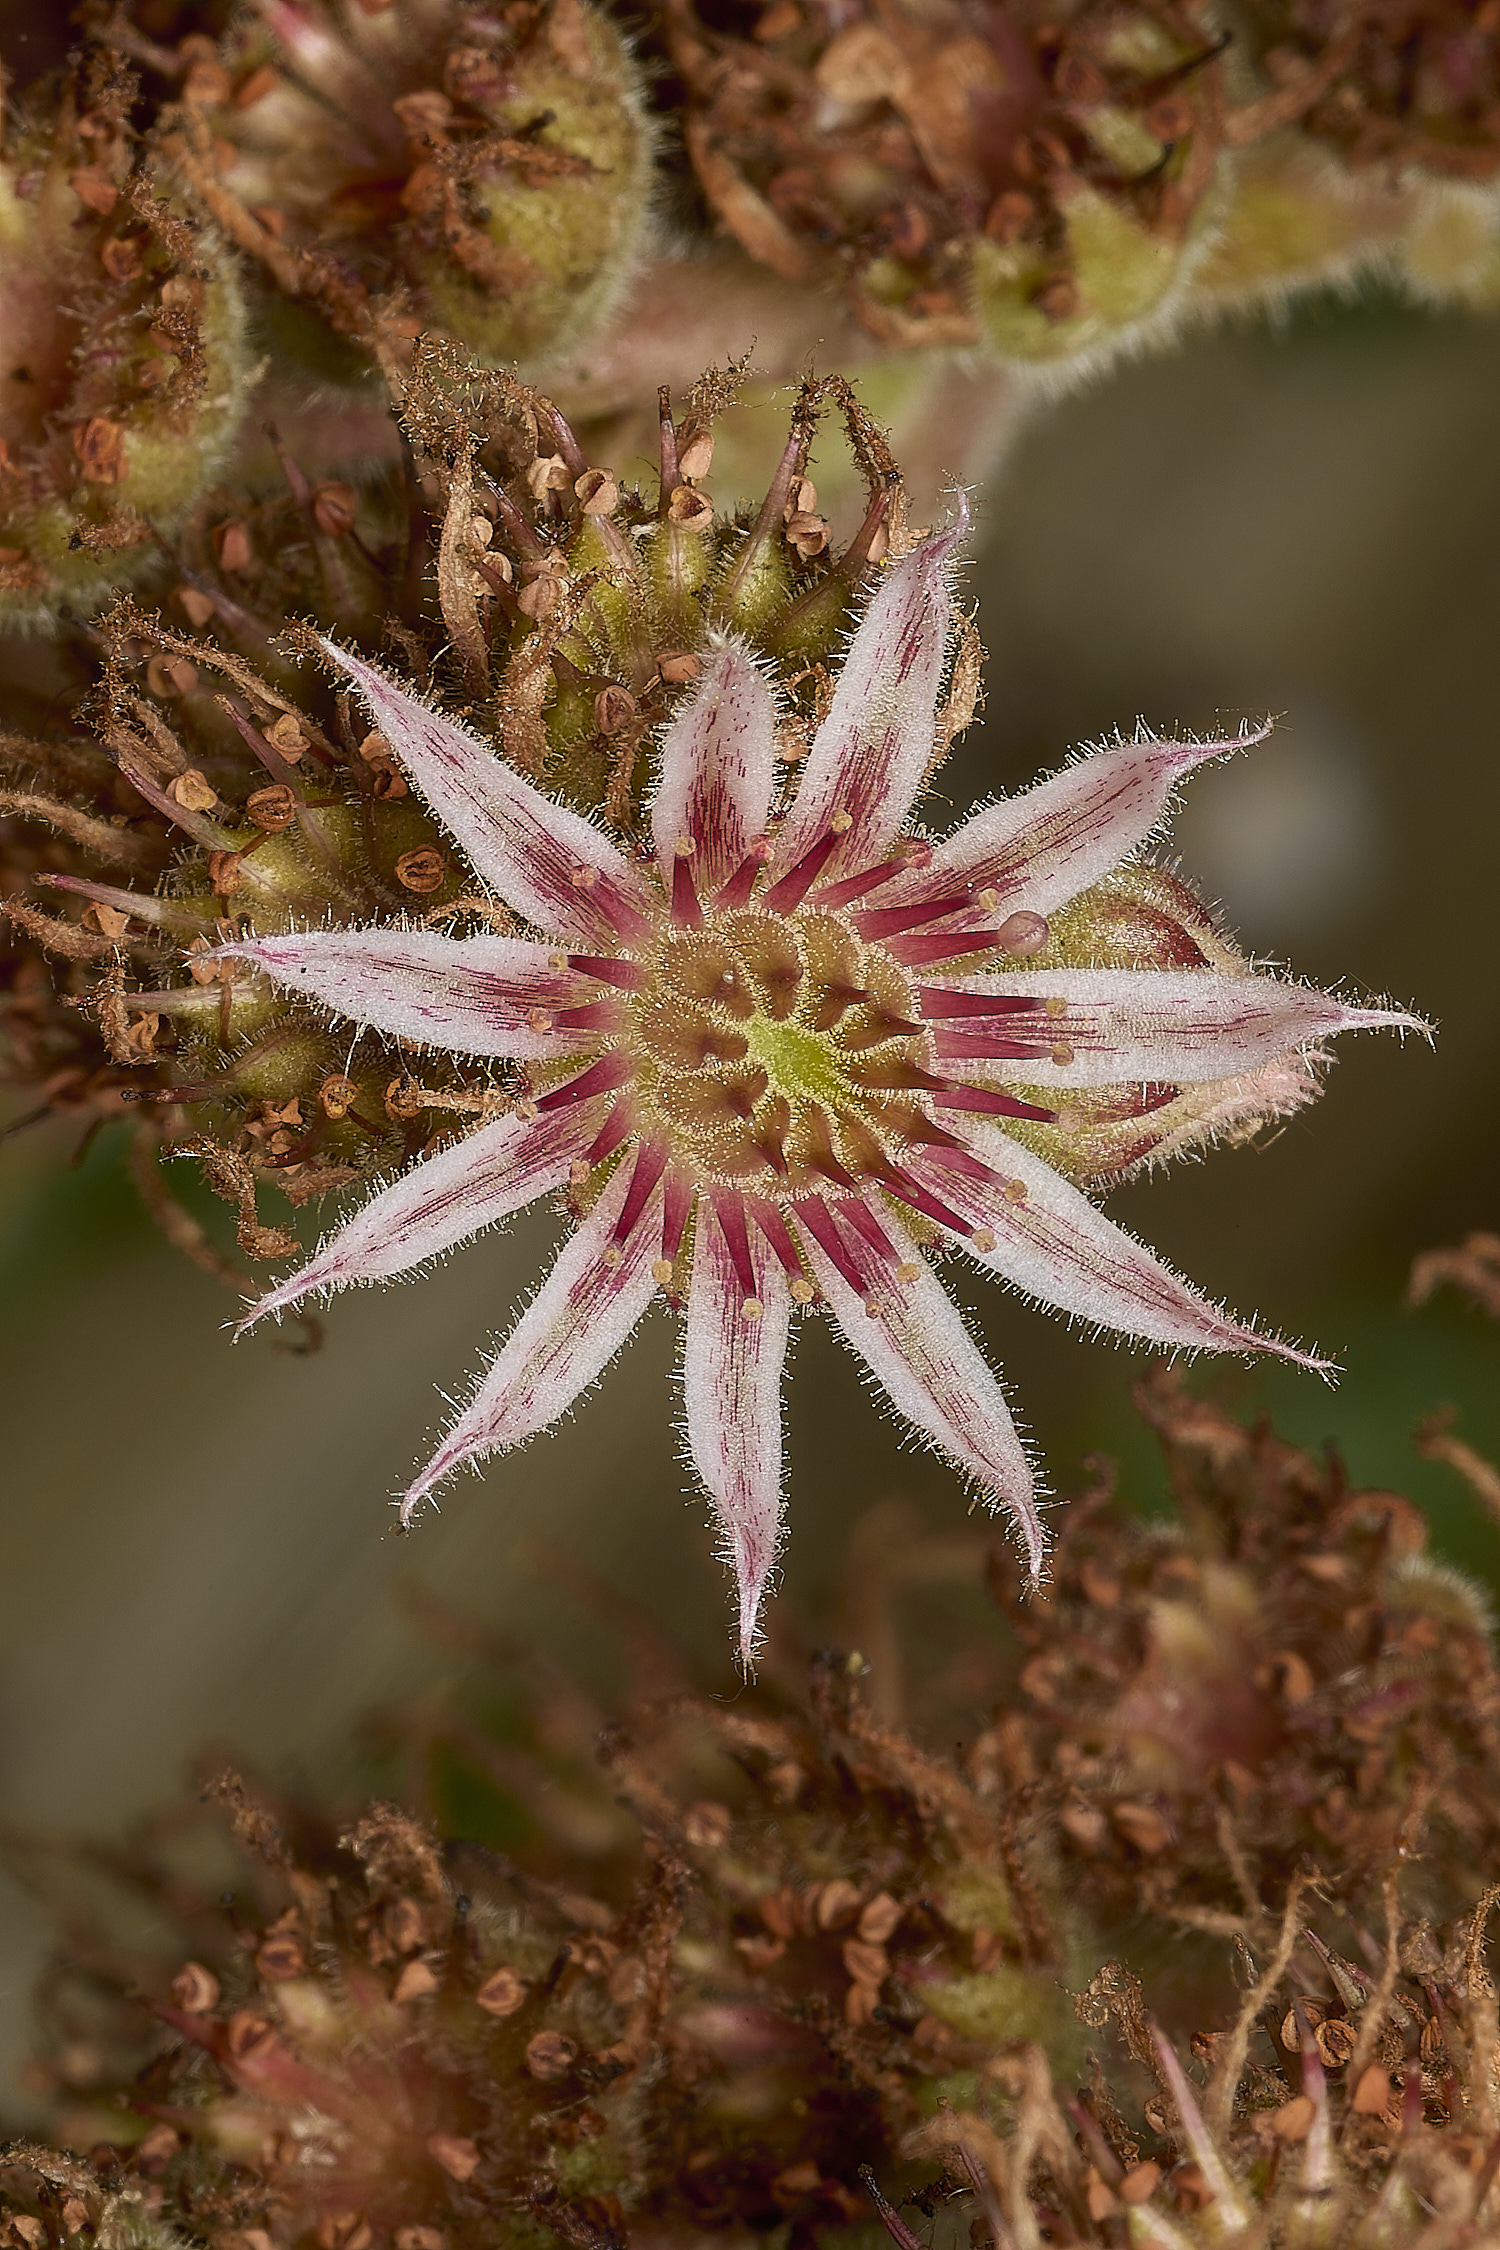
[856,1891,902,1943]
[312,482,359,536]
[257,1932,308,1980]
[815,1879,862,1929]
[247,785,298,831]
[386,1896,427,1953]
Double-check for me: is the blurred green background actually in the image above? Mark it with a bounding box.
[1,283,1498,2100]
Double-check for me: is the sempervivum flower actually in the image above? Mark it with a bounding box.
[218,526,1419,1655]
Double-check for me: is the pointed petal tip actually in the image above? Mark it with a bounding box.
[973,1464,1050,1585]
[726,1497,779,1673]
[736,1585,768,1672]
[233,1283,295,1340]
[1227,1326,1339,1382]
[397,1482,433,1532]
[1345,1002,1435,1043]
[1161,716,1275,771]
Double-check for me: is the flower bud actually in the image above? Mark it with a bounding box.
[0,48,251,619]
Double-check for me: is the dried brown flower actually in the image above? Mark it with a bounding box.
[6,1378,1500,2247]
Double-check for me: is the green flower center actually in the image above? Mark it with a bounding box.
[627,906,927,1190]
[743,1013,851,1110]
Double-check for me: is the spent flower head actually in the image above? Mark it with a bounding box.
[140,0,654,383]
[189,379,1425,1659]
[0,43,251,621]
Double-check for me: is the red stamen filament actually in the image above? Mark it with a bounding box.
[588,881,654,948]
[747,1197,807,1287]
[931,1086,1058,1122]
[885,929,1012,968]
[536,1051,634,1111]
[671,850,704,928]
[586,1098,635,1166]
[614,1136,670,1244]
[712,852,766,912]
[792,1197,867,1295]
[917,1141,1006,1185]
[661,1168,692,1264]
[762,828,844,913]
[568,954,646,991]
[711,1190,759,1303]
[853,892,976,940]
[814,858,908,910]
[834,1195,899,1267]
[551,1000,627,1033]
[876,1164,974,1238]
[916,988,1048,1019]
[932,1030,1051,1063]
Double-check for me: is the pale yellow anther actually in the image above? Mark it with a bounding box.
[1050,1042,1075,1067]
[675,836,697,858]
[602,1243,622,1270]
[652,1257,675,1288]
[895,1260,921,1283]
[972,1227,997,1253]
[863,1296,882,1319]
[528,1010,555,1032]
[549,951,568,970]
[1045,995,1068,1016]
[976,886,1000,910]
[569,1160,591,1186]
[518,1099,540,1119]
[570,864,600,890]
[791,1278,816,1304]
[1003,1179,1029,1205]
[829,810,854,835]
[742,1297,763,1322]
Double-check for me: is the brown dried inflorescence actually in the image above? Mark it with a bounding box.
[1237,0,1500,182]
[126,0,653,380]
[7,1379,1500,2246]
[662,0,1230,353]
[989,1370,1500,1947]
[0,43,250,619]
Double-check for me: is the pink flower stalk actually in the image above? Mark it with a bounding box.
[218,527,1419,1655]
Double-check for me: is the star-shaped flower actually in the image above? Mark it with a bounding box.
[219,526,1420,1655]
